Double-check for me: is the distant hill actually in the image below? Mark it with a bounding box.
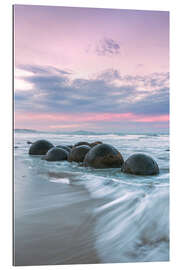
[14,129,40,133]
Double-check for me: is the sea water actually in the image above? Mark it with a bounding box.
[14,130,169,265]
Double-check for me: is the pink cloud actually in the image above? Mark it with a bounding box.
[15,112,169,127]
[135,114,169,123]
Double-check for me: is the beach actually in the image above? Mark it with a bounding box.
[14,130,169,265]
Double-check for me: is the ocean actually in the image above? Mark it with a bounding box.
[13,130,169,265]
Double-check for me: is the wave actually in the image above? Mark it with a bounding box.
[94,187,169,262]
[67,130,108,135]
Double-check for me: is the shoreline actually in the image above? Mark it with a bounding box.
[14,157,101,266]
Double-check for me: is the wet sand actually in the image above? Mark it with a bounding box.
[14,158,102,266]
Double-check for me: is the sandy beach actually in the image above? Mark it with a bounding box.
[14,157,104,266]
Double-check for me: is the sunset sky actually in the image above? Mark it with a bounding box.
[14,5,169,132]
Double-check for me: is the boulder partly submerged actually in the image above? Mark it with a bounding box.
[68,145,91,163]
[90,141,103,148]
[29,140,54,155]
[74,141,91,147]
[121,153,159,175]
[43,147,68,162]
[83,143,124,169]
[67,145,73,149]
[56,145,71,153]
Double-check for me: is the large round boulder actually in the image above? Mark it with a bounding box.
[56,145,71,153]
[68,145,91,163]
[67,145,73,149]
[74,141,91,147]
[43,147,68,161]
[90,141,103,148]
[29,140,54,155]
[121,153,159,175]
[83,143,124,169]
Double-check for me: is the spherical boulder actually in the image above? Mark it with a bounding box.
[90,141,103,148]
[43,147,68,161]
[67,145,73,149]
[74,141,91,147]
[29,140,54,155]
[83,143,124,169]
[121,153,159,175]
[68,145,91,163]
[56,145,71,153]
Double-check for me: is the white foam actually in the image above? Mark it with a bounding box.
[50,178,70,184]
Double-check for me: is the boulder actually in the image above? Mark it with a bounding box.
[67,145,73,149]
[56,145,71,153]
[84,143,124,169]
[121,153,159,175]
[43,147,68,161]
[68,145,91,163]
[74,141,91,147]
[90,141,103,148]
[29,140,54,155]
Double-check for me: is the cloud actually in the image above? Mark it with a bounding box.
[15,112,169,125]
[17,64,72,75]
[97,69,121,82]
[14,64,169,119]
[95,38,120,56]
[86,38,120,56]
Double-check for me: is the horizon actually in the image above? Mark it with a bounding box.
[14,128,169,135]
[14,5,169,133]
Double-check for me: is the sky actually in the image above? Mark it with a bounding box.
[14,5,169,133]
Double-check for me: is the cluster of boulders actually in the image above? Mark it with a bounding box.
[28,139,159,176]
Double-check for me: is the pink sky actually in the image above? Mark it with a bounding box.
[14,5,169,132]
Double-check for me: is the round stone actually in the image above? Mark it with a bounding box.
[67,145,73,149]
[56,145,71,153]
[74,141,91,147]
[29,140,54,155]
[83,143,124,169]
[121,153,159,175]
[43,147,68,161]
[90,141,103,148]
[68,145,91,162]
